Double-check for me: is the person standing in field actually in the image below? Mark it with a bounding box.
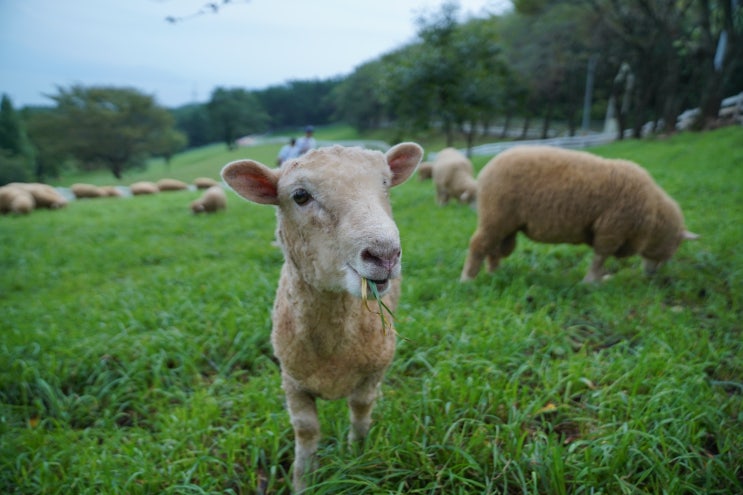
[276,137,298,166]
[295,126,316,156]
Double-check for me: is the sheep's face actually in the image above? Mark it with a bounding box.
[222,143,423,297]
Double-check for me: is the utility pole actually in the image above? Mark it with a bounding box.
[581,55,599,133]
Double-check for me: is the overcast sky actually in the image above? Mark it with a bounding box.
[1,0,511,108]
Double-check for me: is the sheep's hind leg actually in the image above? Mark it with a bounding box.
[285,386,320,493]
[461,231,489,281]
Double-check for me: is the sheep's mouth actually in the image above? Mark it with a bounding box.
[367,278,390,293]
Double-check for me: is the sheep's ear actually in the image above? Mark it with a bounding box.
[683,230,699,240]
[386,142,423,187]
[221,159,279,205]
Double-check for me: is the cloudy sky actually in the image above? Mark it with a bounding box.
[1,0,511,108]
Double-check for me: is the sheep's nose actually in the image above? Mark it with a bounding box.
[361,247,401,272]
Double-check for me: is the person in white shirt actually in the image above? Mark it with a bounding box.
[277,137,298,166]
[295,126,317,156]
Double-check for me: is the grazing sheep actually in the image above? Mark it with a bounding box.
[129,181,159,195]
[431,147,477,206]
[0,185,35,214]
[71,183,106,199]
[221,143,423,492]
[9,182,67,209]
[190,185,226,213]
[193,177,219,189]
[156,178,189,191]
[417,161,433,180]
[461,146,698,283]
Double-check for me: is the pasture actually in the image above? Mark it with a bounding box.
[1,126,742,494]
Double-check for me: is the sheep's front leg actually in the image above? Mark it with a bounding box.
[347,376,382,445]
[284,382,320,492]
[642,257,662,275]
[583,253,608,283]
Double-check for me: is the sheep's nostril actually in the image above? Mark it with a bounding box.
[361,247,400,271]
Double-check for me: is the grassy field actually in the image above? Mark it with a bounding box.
[1,126,742,494]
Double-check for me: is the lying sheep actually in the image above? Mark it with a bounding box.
[0,185,35,214]
[221,143,423,492]
[431,147,477,206]
[461,146,698,283]
[9,182,67,209]
[193,177,219,189]
[100,186,124,198]
[156,178,189,191]
[129,181,159,195]
[190,185,226,213]
[71,183,106,199]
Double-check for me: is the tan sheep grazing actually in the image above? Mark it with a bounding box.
[10,183,67,209]
[461,146,698,283]
[190,185,226,213]
[431,147,477,206]
[0,185,35,214]
[193,177,219,189]
[129,181,159,195]
[156,178,189,191]
[417,161,433,180]
[71,183,106,199]
[221,143,423,492]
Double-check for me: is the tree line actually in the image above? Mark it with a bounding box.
[1,0,740,183]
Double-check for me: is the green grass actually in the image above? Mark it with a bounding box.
[2,126,742,494]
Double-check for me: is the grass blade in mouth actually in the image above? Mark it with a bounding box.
[361,278,395,335]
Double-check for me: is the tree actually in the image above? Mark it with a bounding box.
[45,85,183,179]
[332,62,388,131]
[207,87,269,149]
[0,94,35,184]
[172,103,216,148]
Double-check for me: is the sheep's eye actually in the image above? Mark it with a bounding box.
[292,188,311,205]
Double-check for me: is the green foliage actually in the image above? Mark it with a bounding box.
[207,88,270,150]
[1,128,742,494]
[43,85,186,180]
[0,94,35,184]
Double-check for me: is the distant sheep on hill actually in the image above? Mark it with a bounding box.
[221,143,423,492]
[0,185,35,215]
[129,181,159,195]
[10,183,67,209]
[193,177,219,189]
[461,146,698,283]
[100,186,124,198]
[431,147,477,206]
[190,186,226,214]
[156,178,189,191]
[71,183,106,199]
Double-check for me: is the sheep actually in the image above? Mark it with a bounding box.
[221,142,423,492]
[129,181,159,195]
[193,177,219,189]
[461,146,698,283]
[100,186,124,198]
[190,185,226,213]
[431,147,477,206]
[0,185,35,214]
[417,161,433,180]
[71,183,106,199]
[9,182,67,209]
[156,178,189,191]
